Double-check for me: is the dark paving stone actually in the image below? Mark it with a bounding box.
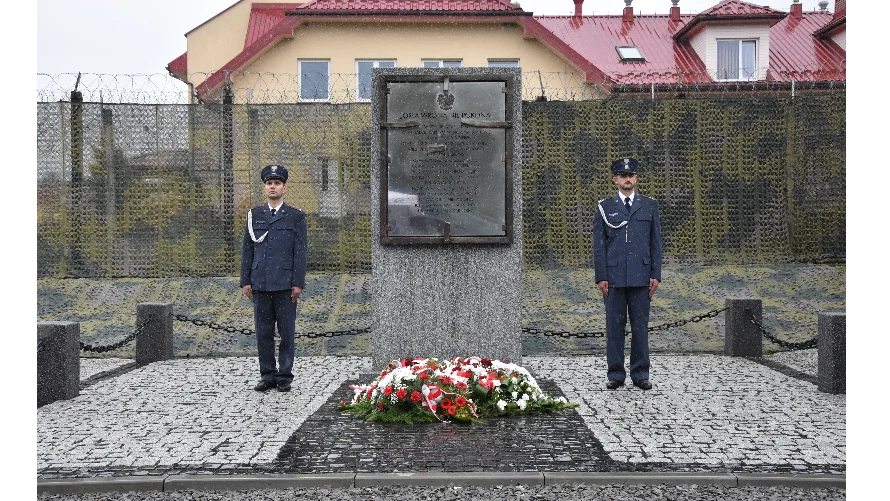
[272,374,617,473]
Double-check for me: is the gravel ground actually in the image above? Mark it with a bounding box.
[36,484,846,501]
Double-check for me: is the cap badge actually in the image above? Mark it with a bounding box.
[271,166,277,172]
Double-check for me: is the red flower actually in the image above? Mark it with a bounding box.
[396,388,407,399]
[418,371,429,381]
[448,406,456,415]
[481,358,492,366]
[439,376,454,385]
[455,396,467,407]
[456,381,468,390]
[410,391,422,402]
[441,398,453,408]
[384,386,393,396]
[378,403,385,410]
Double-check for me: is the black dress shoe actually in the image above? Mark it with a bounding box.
[277,381,292,392]
[632,380,652,390]
[606,380,625,390]
[254,380,276,391]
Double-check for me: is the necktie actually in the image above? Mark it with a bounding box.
[270,208,276,217]
[624,197,631,212]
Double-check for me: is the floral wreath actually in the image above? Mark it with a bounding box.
[338,356,577,423]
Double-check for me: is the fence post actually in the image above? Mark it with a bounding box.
[37,322,80,407]
[222,81,235,273]
[69,88,84,274]
[817,312,845,394]
[135,303,174,366]
[724,298,763,357]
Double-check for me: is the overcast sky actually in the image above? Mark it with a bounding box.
[36,0,835,75]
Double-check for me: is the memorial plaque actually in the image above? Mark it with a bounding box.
[381,78,512,244]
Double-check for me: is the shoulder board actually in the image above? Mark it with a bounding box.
[597,197,610,205]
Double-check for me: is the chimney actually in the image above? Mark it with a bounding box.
[818,1,829,11]
[623,0,634,23]
[790,0,803,20]
[574,0,584,17]
[670,0,680,22]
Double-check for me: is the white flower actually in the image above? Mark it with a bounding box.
[520,393,529,401]
[557,397,567,404]
[517,399,527,410]
[496,400,507,411]
[511,391,518,400]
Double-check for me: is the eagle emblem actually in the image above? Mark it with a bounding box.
[623,158,630,170]
[437,91,455,110]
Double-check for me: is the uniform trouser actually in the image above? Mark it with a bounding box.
[253,290,297,384]
[604,285,651,382]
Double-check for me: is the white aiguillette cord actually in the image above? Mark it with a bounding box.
[597,200,628,229]
[247,209,268,243]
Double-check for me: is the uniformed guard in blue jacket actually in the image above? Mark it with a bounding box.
[593,158,663,390]
[240,164,308,392]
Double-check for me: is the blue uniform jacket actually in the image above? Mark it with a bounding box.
[593,194,663,288]
[240,203,308,291]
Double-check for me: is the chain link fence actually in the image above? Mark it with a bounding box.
[37,77,845,276]
[37,72,844,351]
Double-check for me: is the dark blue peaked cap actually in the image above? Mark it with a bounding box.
[261,164,288,182]
[610,157,639,175]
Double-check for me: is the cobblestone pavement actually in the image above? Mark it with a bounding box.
[80,358,134,380]
[39,353,843,480]
[766,349,817,376]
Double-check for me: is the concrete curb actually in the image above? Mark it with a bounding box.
[36,472,846,494]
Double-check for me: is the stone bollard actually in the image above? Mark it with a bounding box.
[817,312,845,394]
[37,322,80,407]
[724,298,763,357]
[135,303,173,366]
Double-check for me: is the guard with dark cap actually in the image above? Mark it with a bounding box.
[592,157,663,390]
[240,164,308,392]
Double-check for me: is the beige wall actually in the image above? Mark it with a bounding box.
[190,18,599,101]
[186,1,309,87]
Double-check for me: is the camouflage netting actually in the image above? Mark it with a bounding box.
[37,93,844,277]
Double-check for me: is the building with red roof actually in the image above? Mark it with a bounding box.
[167,0,845,102]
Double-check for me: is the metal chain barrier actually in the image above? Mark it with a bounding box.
[172,313,370,339]
[80,315,153,353]
[748,313,818,351]
[524,307,727,339]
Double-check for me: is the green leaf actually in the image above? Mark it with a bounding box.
[473,383,489,399]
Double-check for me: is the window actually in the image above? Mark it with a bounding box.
[488,60,519,68]
[717,40,757,81]
[616,46,645,62]
[422,60,462,68]
[299,60,330,101]
[356,60,396,101]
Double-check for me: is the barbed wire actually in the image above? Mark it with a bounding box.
[37,67,845,105]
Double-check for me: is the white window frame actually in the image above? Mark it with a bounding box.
[356,60,396,102]
[422,59,462,68]
[716,39,757,82]
[487,60,520,68]
[299,59,331,102]
[615,46,645,63]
